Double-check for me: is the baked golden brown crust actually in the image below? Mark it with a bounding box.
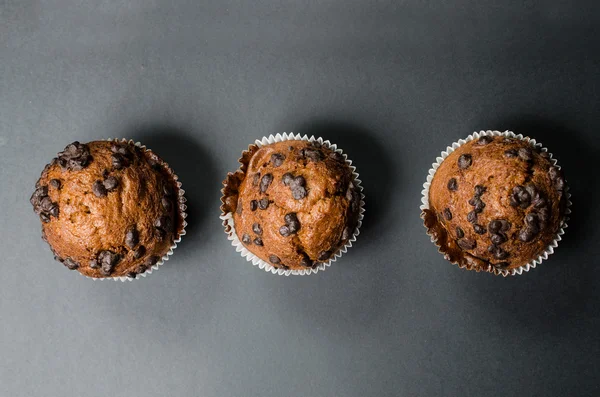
[31,140,184,278]
[423,135,567,274]
[221,140,361,270]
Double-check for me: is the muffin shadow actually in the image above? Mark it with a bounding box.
[132,125,219,250]
[297,119,398,243]
[465,117,600,334]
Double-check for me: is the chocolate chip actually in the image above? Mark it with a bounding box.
[341,226,352,240]
[329,151,345,162]
[40,213,50,223]
[457,238,476,250]
[92,180,107,197]
[252,173,261,187]
[161,197,173,212]
[163,184,174,197]
[490,233,507,245]
[494,262,510,269]
[458,154,472,169]
[518,147,533,161]
[467,211,478,223]
[63,258,79,270]
[133,246,146,259]
[40,196,54,211]
[504,149,518,158]
[447,178,458,191]
[271,153,285,167]
[260,173,273,193]
[236,198,243,215]
[291,175,306,187]
[144,256,159,268]
[499,220,511,232]
[525,213,539,226]
[154,216,172,233]
[97,250,120,276]
[456,226,465,239]
[242,234,252,244]
[258,198,270,210]
[126,272,137,279]
[269,255,281,264]
[302,148,324,162]
[57,142,91,171]
[89,259,99,269]
[443,208,452,221]
[473,224,486,234]
[279,225,291,237]
[538,207,550,224]
[282,173,294,186]
[110,143,129,155]
[318,250,332,261]
[511,186,531,208]
[292,186,307,200]
[300,255,314,268]
[488,220,502,233]
[488,245,510,260]
[103,176,119,191]
[518,228,537,242]
[250,200,258,211]
[111,154,128,170]
[473,200,485,213]
[555,176,565,191]
[125,226,139,248]
[49,179,61,189]
[252,223,263,236]
[284,213,300,233]
[476,136,493,145]
[474,185,486,197]
[253,238,263,246]
[548,167,559,181]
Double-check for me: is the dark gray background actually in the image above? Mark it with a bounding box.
[1,1,599,396]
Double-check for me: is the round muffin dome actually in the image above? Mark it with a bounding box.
[30,140,185,279]
[221,139,362,271]
[423,134,568,274]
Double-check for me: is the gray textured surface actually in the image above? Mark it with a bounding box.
[1,1,599,396]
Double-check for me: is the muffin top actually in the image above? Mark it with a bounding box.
[30,140,184,278]
[221,140,361,271]
[423,135,567,274]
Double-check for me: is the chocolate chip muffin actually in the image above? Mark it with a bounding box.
[31,140,186,279]
[422,133,568,275]
[221,139,362,272]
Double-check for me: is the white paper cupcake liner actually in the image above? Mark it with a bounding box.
[420,130,571,277]
[220,132,365,276]
[85,138,188,282]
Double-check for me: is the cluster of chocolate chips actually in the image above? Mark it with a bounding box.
[92,175,119,198]
[279,212,300,237]
[270,153,285,167]
[90,250,121,276]
[242,225,263,247]
[549,166,565,192]
[487,219,511,266]
[153,182,177,239]
[299,146,324,162]
[110,142,134,170]
[249,197,270,211]
[30,185,59,223]
[509,183,551,243]
[57,141,91,171]
[467,185,487,234]
[282,173,307,200]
